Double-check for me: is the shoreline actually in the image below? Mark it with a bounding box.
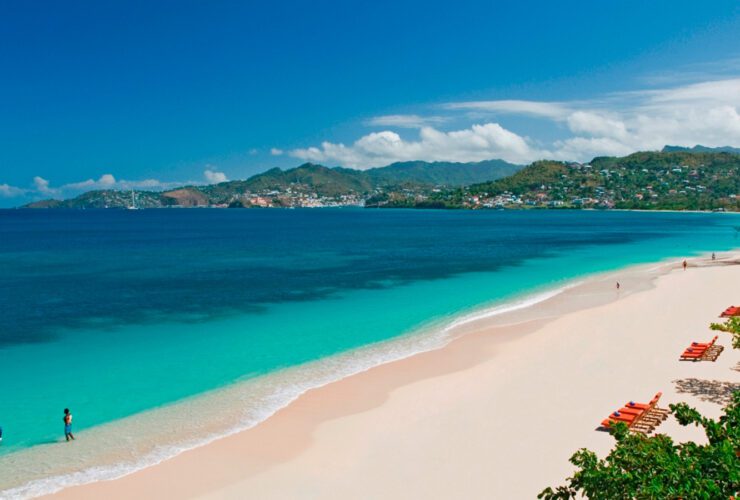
[1,272,592,499]
[40,251,740,499]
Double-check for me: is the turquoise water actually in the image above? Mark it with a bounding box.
[0,209,739,494]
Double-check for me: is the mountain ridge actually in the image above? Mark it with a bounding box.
[23,159,521,208]
[21,150,740,211]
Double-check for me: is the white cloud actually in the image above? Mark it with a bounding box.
[270,148,284,156]
[27,175,186,199]
[63,174,117,191]
[366,114,447,128]
[0,183,26,197]
[291,124,542,168]
[33,176,56,195]
[444,100,570,119]
[204,169,228,184]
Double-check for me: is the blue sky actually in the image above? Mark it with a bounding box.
[1,0,739,205]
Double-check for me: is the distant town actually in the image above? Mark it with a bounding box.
[23,147,740,212]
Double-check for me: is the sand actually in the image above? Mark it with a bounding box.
[48,256,740,499]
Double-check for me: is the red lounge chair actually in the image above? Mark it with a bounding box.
[689,336,718,348]
[601,393,668,432]
[601,410,640,428]
[680,346,708,360]
[623,392,662,412]
[720,306,740,317]
[680,336,719,361]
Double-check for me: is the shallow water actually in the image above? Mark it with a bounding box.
[1,209,738,495]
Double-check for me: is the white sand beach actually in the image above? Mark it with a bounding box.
[48,255,740,499]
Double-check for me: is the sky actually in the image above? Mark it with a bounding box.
[1,0,739,206]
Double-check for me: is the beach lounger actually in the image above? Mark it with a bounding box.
[720,306,740,317]
[600,393,668,434]
[679,336,722,362]
[688,336,718,348]
[680,346,708,360]
[700,344,724,362]
[622,392,662,411]
[623,394,669,424]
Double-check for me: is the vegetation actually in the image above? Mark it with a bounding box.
[365,159,520,186]
[711,317,740,350]
[663,145,740,154]
[459,151,739,211]
[540,315,740,499]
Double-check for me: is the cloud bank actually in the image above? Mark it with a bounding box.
[0,174,195,201]
[290,78,740,167]
[291,124,539,168]
[0,183,26,198]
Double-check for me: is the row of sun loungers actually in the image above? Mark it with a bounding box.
[676,303,737,361]
[600,392,670,434]
[598,305,735,434]
[679,335,724,362]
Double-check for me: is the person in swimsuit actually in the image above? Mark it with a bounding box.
[63,408,75,441]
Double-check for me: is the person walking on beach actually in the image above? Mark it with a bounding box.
[712,252,716,261]
[616,281,620,290]
[682,260,687,270]
[63,408,75,441]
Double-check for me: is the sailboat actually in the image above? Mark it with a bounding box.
[128,189,140,210]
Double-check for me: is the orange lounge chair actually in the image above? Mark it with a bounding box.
[720,306,740,317]
[689,336,718,348]
[601,410,662,431]
[680,336,719,361]
[601,393,667,432]
[680,346,708,360]
[623,392,662,412]
[601,410,640,428]
[620,393,667,422]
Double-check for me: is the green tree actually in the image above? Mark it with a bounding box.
[711,317,740,350]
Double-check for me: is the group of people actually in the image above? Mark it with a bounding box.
[0,409,75,445]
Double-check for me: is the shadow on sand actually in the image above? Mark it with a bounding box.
[672,378,740,405]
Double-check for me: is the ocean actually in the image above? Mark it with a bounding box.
[1,208,738,497]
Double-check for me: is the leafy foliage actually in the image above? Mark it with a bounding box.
[710,317,740,350]
[539,392,740,499]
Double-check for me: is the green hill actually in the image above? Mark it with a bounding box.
[662,145,740,154]
[462,151,739,210]
[365,159,521,186]
[24,189,165,209]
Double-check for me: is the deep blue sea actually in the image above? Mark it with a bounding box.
[1,208,739,496]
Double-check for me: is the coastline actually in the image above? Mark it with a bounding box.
[41,252,740,499]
